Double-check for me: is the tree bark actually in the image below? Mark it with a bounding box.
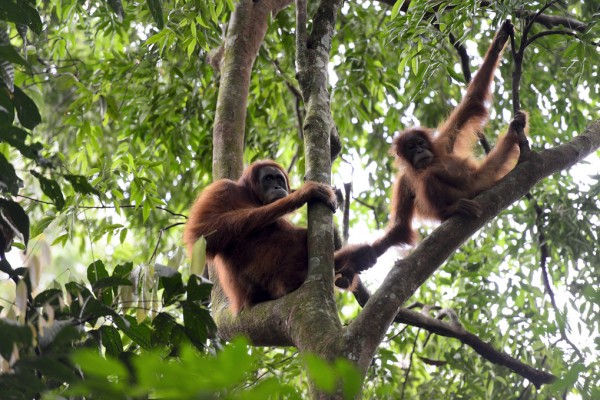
[211,0,293,180]
[295,0,348,397]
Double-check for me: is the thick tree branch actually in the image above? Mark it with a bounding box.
[296,0,340,283]
[212,290,293,346]
[375,0,588,33]
[295,0,344,344]
[397,308,554,388]
[346,119,600,373]
[353,282,555,387]
[211,0,293,181]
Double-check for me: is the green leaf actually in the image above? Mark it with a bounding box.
[30,170,65,211]
[65,281,93,303]
[0,152,21,195]
[100,325,124,357]
[335,359,362,399]
[30,215,54,240]
[0,126,43,160]
[146,0,164,29]
[119,227,127,244]
[390,0,402,20]
[33,288,63,307]
[113,262,133,278]
[115,315,152,349]
[92,276,132,291]
[303,354,336,393]
[0,198,29,246]
[160,272,185,306]
[182,302,215,349]
[87,260,109,285]
[187,275,212,302]
[0,46,31,71]
[142,200,150,221]
[14,86,42,129]
[151,312,177,347]
[0,1,42,34]
[24,357,80,383]
[72,349,129,379]
[63,174,101,196]
[190,236,207,277]
[0,85,15,126]
[209,2,218,24]
[51,232,68,246]
[81,297,119,321]
[0,60,14,93]
[0,318,33,359]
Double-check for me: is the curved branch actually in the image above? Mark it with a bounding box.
[526,29,579,47]
[521,0,560,47]
[447,31,472,83]
[375,0,588,33]
[398,308,554,387]
[353,282,555,387]
[346,119,600,372]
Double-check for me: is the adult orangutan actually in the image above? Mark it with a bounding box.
[184,160,376,313]
[371,19,526,257]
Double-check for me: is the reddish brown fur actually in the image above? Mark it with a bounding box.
[371,20,524,256]
[184,160,376,313]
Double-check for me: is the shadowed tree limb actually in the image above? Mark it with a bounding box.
[353,282,556,387]
[375,0,588,33]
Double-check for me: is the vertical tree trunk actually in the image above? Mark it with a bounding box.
[211,0,292,180]
[296,0,355,397]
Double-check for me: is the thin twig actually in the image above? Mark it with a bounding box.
[400,328,420,400]
[353,197,381,229]
[18,195,187,218]
[149,222,185,263]
[17,195,53,205]
[343,182,351,244]
[353,283,555,387]
[526,29,579,48]
[522,0,560,46]
[78,204,187,219]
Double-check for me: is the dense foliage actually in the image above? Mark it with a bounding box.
[0,0,598,398]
